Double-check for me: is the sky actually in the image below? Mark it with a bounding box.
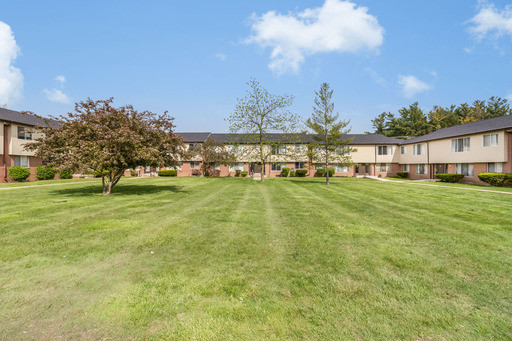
[1,0,512,133]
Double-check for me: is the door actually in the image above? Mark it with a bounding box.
[251,163,262,173]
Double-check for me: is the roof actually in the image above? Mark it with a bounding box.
[176,132,402,145]
[0,108,58,127]
[400,115,512,145]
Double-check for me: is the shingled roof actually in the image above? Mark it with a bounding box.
[400,115,512,145]
[0,108,58,127]
[176,132,403,145]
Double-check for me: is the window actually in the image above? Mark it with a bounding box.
[271,163,285,171]
[295,144,306,153]
[335,164,349,173]
[188,143,196,149]
[14,155,30,168]
[336,147,350,155]
[271,145,286,155]
[175,163,182,171]
[416,164,427,174]
[413,144,425,155]
[487,162,502,173]
[402,164,409,172]
[17,126,32,140]
[376,163,390,172]
[145,166,151,172]
[229,145,244,154]
[451,137,470,152]
[210,162,220,170]
[190,161,200,169]
[316,163,325,169]
[483,134,498,147]
[400,146,407,154]
[295,162,305,170]
[455,163,474,177]
[229,162,244,172]
[378,145,393,155]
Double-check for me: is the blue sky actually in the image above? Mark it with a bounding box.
[1,0,512,133]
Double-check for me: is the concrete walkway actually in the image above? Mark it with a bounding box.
[366,176,512,195]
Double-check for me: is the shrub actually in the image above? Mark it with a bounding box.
[296,169,308,177]
[290,171,296,177]
[36,166,56,180]
[8,166,31,182]
[158,169,177,177]
[241,171,248,177]
[478,172,512,187]
[59,169,73,179]
[130,170,137,177]
[396,172,409,179]
[435,173,464,183]
[281,167,290,177]
[316,168,326,177]
[328,167,335,177]
[235,169,241,177]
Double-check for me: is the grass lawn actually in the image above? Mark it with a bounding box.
[1,177,511,340]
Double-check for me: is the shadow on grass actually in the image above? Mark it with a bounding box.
[51,183,187,197]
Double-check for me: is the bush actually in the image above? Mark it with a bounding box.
[235,169,241,177]
[158,169,177,177]
[478,172,512,187]
[59,169,73,179]
[130,170,137,177]
[8,166,31,182]
[290,171,296,177]
[328,167,335,177]
[397,172,409,179]
[36,166,56,180]
[281,167,290,177]
[435,173,464,183]
[241,171,248,177]
[316,168,326,177]
[296,169,308,177]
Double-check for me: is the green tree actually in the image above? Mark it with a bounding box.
[306,83,355,185]
[26,98,184,195]
[226,78,299,182]
[189,137,233,176]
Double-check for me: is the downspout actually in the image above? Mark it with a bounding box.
[374,145,377,176]
[427,141,431,179]
[3,123,10,181]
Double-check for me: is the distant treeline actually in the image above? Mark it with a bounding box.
[366,97,511,138]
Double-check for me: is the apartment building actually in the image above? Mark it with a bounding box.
[0,108,48,183]
[2,107,511,184]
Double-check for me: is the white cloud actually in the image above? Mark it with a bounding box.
[43,88,71,104]
[246,0,384,74]
[398,75,430,98]
[506,92,512,101]
[55,75,66,84]
[0,21,23,107]
[468,2,512,40]
[215,53,227,61]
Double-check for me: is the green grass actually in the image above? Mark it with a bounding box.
[1,177,511,340]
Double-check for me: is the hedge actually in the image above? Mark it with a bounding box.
[241,171,248,177]
[94,170,110,178]
[281,167,290,177]
[130,170,137,177]
[8,166,31,182]
[328,167,335,177]
[36,166,56,180]
[158,169,177,177]
[478,172,512,187]
[59,169,73,179]
[296,169,308,177]
[316,168,326,177]
[435,173,464,183]
[290,171,296,177]
[396,172,409,178]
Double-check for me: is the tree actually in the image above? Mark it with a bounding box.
[189,137,233,176]
[226,78,299,182]
[26,98,184,195]
[306,83,355,185]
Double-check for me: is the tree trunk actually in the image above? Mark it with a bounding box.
[325,157,329,185]
[102,173,107,194]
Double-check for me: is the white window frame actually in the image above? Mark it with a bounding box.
[295,162,305,170]
[271,163,285,171]
[376,163,391,173]
[487,162,502,173]
[400,146,407,154]
[295,144,306,153]
[190,161,200,169]
[416,164,426,175]
[455,163,474,177]
[413,144,425,155]
[402,164,409,172]
[229,162,244,172]
[14,155,30,168]
[483,134,498,147]
[451,137,470,153]
[377,145,393,155]
[335,164,349,173]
